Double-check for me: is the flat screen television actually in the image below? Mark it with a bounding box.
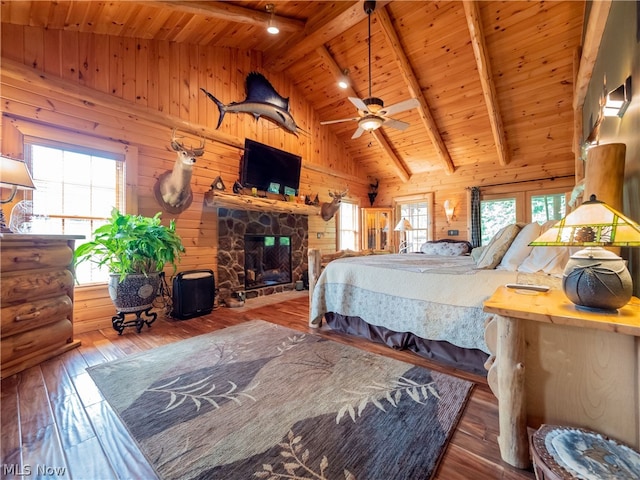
[240,139,302,195]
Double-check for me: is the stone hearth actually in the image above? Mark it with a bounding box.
[217,208,308,299]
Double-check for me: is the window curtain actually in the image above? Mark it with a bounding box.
[470,186,481,248]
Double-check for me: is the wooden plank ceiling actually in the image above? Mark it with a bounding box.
[0,1,585,183]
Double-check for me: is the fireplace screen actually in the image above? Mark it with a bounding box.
[244,235,292,290]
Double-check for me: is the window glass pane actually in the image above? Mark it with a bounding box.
[531,194,566,223]
[480,198,516,245]
[338,201,359,251]
[398,201,429,253]
[25,141,124,285]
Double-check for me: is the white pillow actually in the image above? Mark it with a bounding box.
[517,246,570,276]
[475,224,521,269]
[497,222,542,271]
[517,220,569,276]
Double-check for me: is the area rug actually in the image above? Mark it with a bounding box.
[88,320,474,479]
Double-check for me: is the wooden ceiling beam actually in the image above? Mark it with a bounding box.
[315,46,411,183]
[150,1,305,33]
[263,1,392,73]
[463,1,510,167]
[573,0,612,110]
[370,130,411,183]
[375,6,455,176]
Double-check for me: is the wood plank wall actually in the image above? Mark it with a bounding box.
[0,24,576,333]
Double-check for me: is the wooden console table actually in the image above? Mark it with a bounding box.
[483,286,640,469]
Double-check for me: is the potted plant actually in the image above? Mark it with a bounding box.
[73,208,185,312]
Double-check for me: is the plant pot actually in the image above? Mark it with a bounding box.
[108,273,161,312]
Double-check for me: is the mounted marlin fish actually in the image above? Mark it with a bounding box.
[201,72,305,136]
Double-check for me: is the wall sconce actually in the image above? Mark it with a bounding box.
[338,69,350,89]
[0,156,36,233]
[603,76,632,118]
[444,199,455,223]
[265,4,279,35]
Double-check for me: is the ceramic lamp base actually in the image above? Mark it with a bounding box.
[562,247,633,312]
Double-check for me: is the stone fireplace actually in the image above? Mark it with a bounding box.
[217,208,308,299]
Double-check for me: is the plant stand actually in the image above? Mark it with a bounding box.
[112,307,157,335]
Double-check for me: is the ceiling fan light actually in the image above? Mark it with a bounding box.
[359,115,383,131]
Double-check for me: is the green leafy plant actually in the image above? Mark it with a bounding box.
[73,208,185,282]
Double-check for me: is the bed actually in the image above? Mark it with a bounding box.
[308,222,565,375]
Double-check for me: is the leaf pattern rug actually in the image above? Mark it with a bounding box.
[88,320,474,479]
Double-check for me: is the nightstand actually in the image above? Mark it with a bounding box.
[483,286,640,469]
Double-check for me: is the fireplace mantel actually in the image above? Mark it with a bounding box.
[205,190,320,215]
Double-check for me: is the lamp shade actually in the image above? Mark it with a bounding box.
[0,156,35,191]
[529,194,640,311]
[529,195,640,247]
[394,218,413,232]
[0,156,35,233]
[359,115,384,132]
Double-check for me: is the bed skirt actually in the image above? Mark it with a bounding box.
[325,313,489,376]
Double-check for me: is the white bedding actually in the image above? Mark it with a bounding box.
[310,253,558,353]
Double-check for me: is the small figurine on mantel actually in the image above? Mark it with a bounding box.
[233,180,243,194]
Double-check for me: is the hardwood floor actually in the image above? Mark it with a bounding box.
[1,291,535,479]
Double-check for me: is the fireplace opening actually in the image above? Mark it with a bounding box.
[244,234,292,290]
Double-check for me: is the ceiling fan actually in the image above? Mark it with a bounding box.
[321,0,419,139]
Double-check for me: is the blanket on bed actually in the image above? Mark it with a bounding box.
[311,254,520,353]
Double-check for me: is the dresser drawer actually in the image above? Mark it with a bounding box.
[1,244,74,272]
[1,269,74,304]
[1,295,73,338]
[1,319,73,365]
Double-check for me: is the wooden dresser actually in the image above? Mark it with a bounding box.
[1,234,83,379]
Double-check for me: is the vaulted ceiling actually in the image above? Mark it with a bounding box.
[0,1,586,183]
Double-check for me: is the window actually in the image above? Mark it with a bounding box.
[337,201,359,251]
[479,186,570,244]
[480,198,517,245]
[12,122,136,286]
[24,142,125,284]
[530,193,566,223]
[395,194,433,253]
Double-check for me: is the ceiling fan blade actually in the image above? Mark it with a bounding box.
[351,126,365,139]
[320,117,360,125]
[379,98,419,117]
[382,118,410,131]
[349,97,369,112]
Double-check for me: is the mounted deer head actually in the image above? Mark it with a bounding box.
[154,129,205,214]
[320,189,348,221]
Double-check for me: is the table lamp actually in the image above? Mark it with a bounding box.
[0,156,36,233]
[394,218,413,254]
[529,194,640,312]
